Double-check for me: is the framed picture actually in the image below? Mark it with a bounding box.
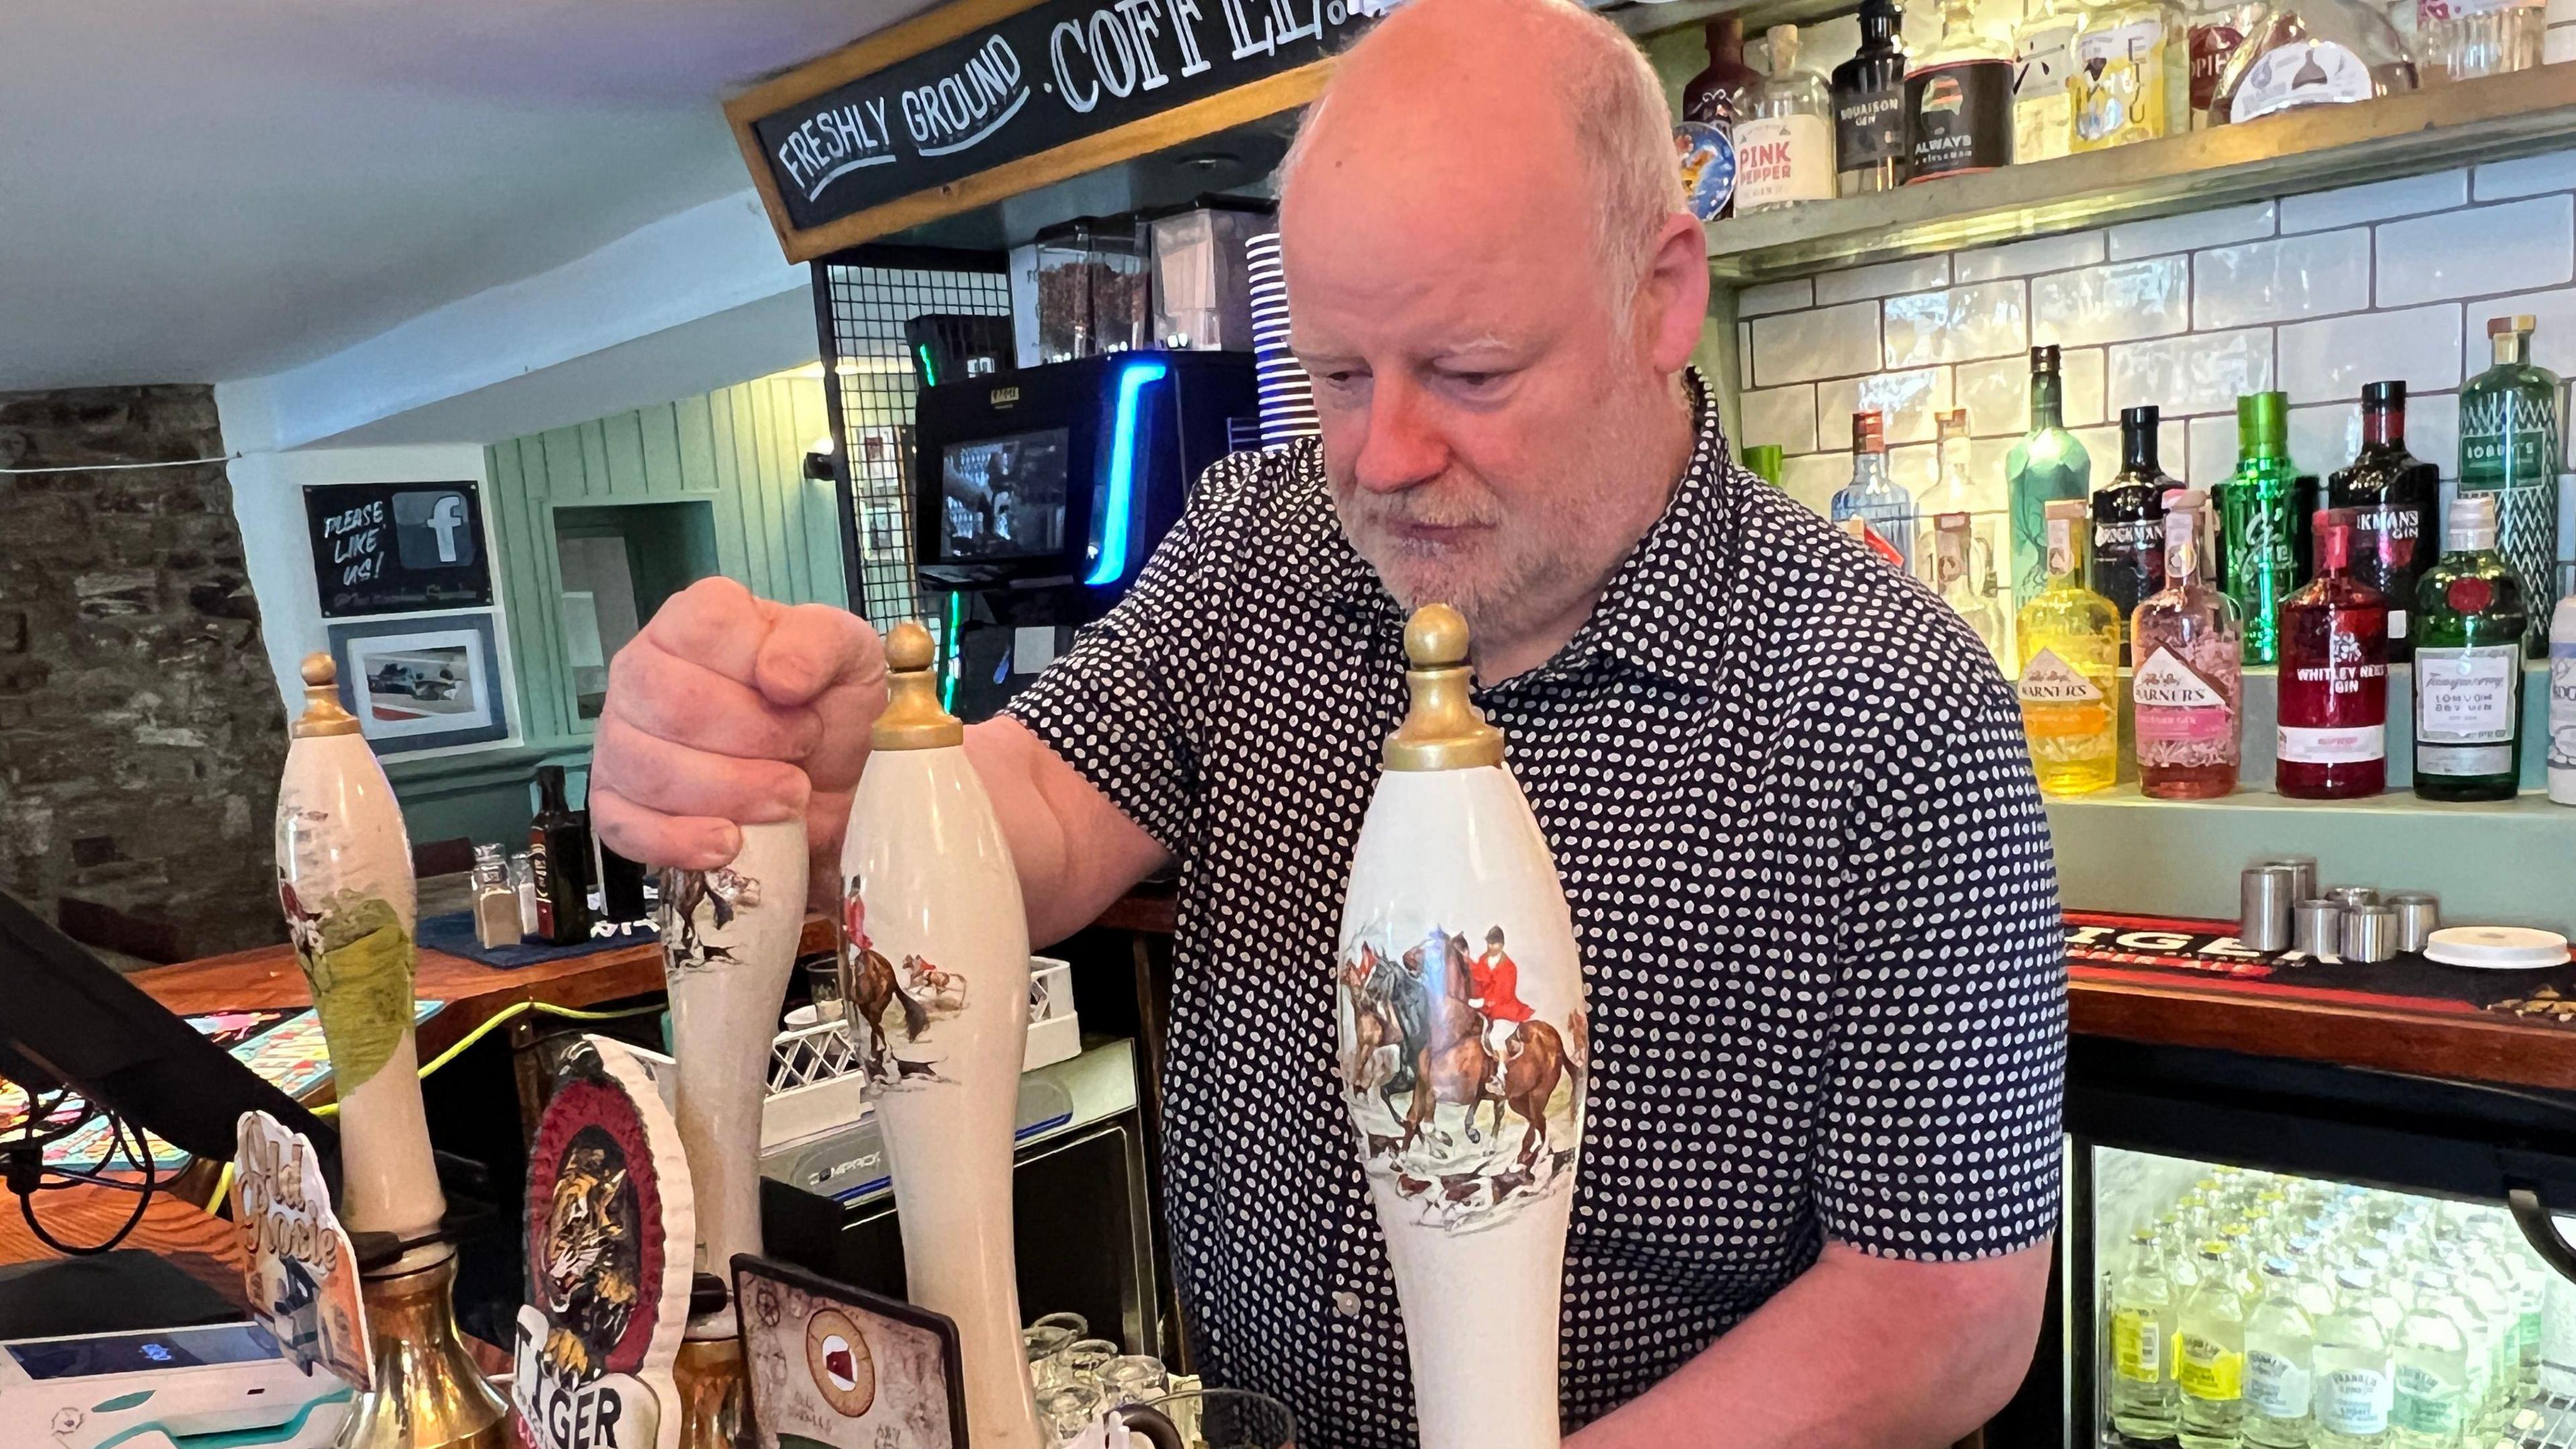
[731,1254,967,1449]
[325,612,511,755]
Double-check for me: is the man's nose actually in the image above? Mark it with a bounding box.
[1350,376,1448,495]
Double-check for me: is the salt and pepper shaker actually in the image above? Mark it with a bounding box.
[472,843,521,951]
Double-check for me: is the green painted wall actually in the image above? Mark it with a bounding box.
[483,372,847,750]
[391,372,845,850]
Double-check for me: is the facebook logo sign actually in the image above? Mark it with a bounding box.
[391,489,476,571]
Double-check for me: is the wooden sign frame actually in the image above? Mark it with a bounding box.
[722,0,1341,262]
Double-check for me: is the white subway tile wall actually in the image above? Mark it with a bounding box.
[1732,150,2576,510]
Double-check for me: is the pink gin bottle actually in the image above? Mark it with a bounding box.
[2132,488,2244,798]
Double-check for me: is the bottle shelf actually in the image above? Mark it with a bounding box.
[2044,662,2569,926]
[1687,62,2576,280]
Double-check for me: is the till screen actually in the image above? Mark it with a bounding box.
[939,428,1069,562]
[7,1323,278,1380]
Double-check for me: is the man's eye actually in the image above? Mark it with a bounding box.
[1445,371,1503,390]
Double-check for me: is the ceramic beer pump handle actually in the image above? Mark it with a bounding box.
[839,621,1044,1449]
[1338,606,1589,1449]
[662,818,808,1343]
[276,655,510,1448]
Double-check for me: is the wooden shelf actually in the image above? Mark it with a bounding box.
[1703,64,2576,280]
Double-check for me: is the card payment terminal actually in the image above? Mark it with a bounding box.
[1,1321,351,1448]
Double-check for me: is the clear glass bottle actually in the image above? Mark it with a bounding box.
[2247,1254,2320,1448]
[1933,513,2010,657]
[2010,346,2094,608]
[2553,584,2576,805]
[1920,408,2010,657]
[1906,0,2017,182]
[2443,1254,2520,1429]
[2419,1272,2497,1433]
[472,842,521,950]
[2013,0,2085,161]
[2092,405,2173,659]
[2074,0,2190,148]
[2181,1238,2252,1448]
[2016,499,2123,796]
[2459,314,2563,655]
[2209,0,2419,124]
[1738,26,1841,213]
[2222,390,2300,665]
[2412,494,2529,802]
[2416,0,2544,81]
[2330,381,2441,661]
[2278,509,2392,799]
[2135,488,2244,798]
[1832,411,1919,572]
[2314,1267,2396,1449]
[1833,0,1913,194]
[2110,1226,2185,1441]
[2392,1270,2470,1448]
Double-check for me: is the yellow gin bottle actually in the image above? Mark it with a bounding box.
[2072,0,2188,150]
[2017,498,2123,796]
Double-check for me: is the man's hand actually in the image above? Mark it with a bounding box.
[592,578,886,902]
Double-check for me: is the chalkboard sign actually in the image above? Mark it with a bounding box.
[730,0,1379,258]
[303,482,494,618]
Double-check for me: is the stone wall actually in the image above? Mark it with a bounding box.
[0,385,288,959]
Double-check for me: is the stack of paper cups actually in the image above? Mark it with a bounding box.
[1246,232,1318,447]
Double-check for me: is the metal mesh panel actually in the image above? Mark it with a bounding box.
[814,253,1014,631]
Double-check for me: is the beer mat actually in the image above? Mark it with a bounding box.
[2066,910,2576,1025]
[417,908,657,969]
[0,1001,442,1170]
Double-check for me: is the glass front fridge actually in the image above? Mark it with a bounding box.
[2061,1037,2576,1449]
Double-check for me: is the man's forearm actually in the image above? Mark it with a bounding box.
[1570,1240,2051,1449]
[964,716,1169,946]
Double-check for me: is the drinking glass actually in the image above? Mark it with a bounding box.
[1037,1383,1106,1444]
[1097,1354,1168,1407]
[1030,1311,1089,1338]
[802,955,845,1022]
[1023,1324,1075,1385]
[1122,1388,1297,1449]
[1052,1337,1117,1389]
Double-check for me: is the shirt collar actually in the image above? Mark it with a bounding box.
[1318,368,1740,692]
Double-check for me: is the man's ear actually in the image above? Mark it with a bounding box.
[1635,212,1711,375]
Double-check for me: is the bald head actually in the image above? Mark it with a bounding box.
[1281,0,1682,299]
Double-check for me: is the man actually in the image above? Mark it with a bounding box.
[1470,925,1532,1058]
[592,0,2065,1442]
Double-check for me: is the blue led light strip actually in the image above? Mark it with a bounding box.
[1086,360,1167,587]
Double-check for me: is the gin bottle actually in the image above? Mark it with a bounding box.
[2010,346,2094,606]
[2222,390,2300,665]
[2134,489,2243,798]
[2314,1267,2395,1449]
[2012,0,2084,162]
[2277,510,2390,799]
[2392,1271,2470,1448]
[2413,495,2528,802]
[1832,0,1912,194]
[2016,499,2122,796]
[1920,407,2009,655]
[1681,15,1763,222]
[1905,0,2015,182]
[1832,411,1917,571]
[2459,315,2563,655]
[2110,1226,2184,1441]
[2210,0,2416,124]
[2330,381,2440,661]
[2073,0,2189,148]
[2416,0,2544,80]
[2181,1238,2251,1449]
[2092,405,2173,657]
[1737,26,1839,213]
[2247,1254,2319,1448]
[1933,513,2008,657]
[2553,586,2576,804]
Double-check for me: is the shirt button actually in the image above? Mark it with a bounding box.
[1332,1291,1361,1318]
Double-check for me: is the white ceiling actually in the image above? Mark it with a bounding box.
[1,0,934,393]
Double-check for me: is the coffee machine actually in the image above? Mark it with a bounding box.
[913,348,1256,720]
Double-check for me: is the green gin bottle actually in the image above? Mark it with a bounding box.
[2008,344,2093,608]
[2414,495,2529,802]
[2221,391,2300,665]
[2458,313,2563,655]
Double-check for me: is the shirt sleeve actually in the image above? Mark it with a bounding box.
[1814,663,2068,1262]
[1000,455,1247,857]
